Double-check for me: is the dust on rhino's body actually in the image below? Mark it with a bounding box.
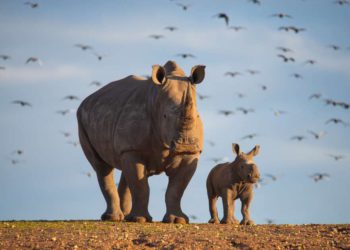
[77,61,205,223]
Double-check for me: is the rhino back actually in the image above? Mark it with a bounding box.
[77,76,156,167]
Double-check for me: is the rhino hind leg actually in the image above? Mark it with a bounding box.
[163,155,198,224]
[121,152,152,223]
[78,123,124,221]
[118,173,132,216]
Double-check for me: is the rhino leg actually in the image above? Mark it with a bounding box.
[96,167,125,221]
[163,155,198,224]
[118,172,132,216]
[78,124,124,221]
[121,152,152,223]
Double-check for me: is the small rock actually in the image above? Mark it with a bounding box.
[51,237,57,242]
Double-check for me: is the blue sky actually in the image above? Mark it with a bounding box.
[0,0,349,224]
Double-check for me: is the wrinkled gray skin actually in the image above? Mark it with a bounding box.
[77,61,205,223]
[206,143,260,225]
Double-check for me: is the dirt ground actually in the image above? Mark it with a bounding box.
[0,221,349,250]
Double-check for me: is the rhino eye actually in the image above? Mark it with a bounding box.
[163,114,167,118]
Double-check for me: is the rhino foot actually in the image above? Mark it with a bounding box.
[101,211,124,221]
[240,219,254,226]
[124,213,152,223]
[220,217,240,225]
[162,213,188,224]
[208,218,220,224]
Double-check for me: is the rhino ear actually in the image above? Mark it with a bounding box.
[248,145,260,157]
[232,143,241,156]
[190,65,206,84]
[152,65,167,85]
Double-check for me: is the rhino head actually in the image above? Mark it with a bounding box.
[151,61,205,155]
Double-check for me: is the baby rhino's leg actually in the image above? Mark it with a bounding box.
[207,180,219,223]
[240,191,254,225]
[220,189,238,224]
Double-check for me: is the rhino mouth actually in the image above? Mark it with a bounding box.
[170,137,201,154]
[248,176,260,183]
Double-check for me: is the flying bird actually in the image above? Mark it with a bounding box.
[328,44,341,50]
[149,34,164,40]
[235,92,246,98]
[177,3,191,11]
[304,59,317,65]
[24,1,39,8]
[63,95,79,101]
[276,47,293,53]
[90,81,102,87]
[324,98,338,106]
[337,102,350,109]
[291,73,303,79]
[266,218,275,224]
[218,110,234,116]
[25,57,42,65]
[56,109,76,115]
[176,53,195,59]
[0,55,11,60]
[197,93,210,100]
[208,157,226,164]
[60,131,71,138]
[74,44,93,51]
[279,26,306,33]
[12,100,32,107]
[236,107,254,114]
[265,173,277,181]
[334,0,349,5]
[92,52,106,61]
[310,173,330,182]
[81,172,92,178]
[259,84,268,91]
[68,141,80,147]
[308,130,326,139]
[213,13,230,26]
[277,54,295,62]
[12,149,24,155]
[225,71,242,77]
[291,135,306,141]
[246,69,260,75]
[10,159,24,165]
[328,154,345,161]
[309,93,322,100]
[271,109,287,117]
[241,133,258,140]
[325,118,350,127]
[248,0,261,5]
[164,26,178,32]
[206,140,216,147]
[271,13,292,18]
[229,26,245,32]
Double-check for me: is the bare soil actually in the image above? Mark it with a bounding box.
[0,221,349,249]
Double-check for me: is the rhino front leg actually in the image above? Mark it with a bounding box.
[163,155,198,224]
[118,172,132,216]
[240,192,254,225]
[121,152,152,223]
[96,167,124,221]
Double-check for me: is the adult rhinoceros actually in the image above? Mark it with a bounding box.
[77,61,205,223]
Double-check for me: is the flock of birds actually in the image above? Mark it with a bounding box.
[1,0,349,223]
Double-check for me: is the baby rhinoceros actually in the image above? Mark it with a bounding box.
[206,143,260,225]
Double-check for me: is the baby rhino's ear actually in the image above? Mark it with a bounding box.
[232,143,241,155]
[248,145,260,157]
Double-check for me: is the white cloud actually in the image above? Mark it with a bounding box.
[0,65,91,85]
